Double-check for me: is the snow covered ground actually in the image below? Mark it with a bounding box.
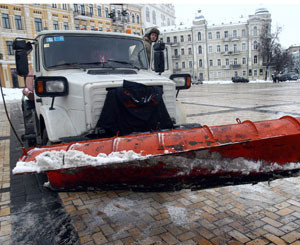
[0,88,23,103]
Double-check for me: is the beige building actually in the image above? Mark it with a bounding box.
[160,8,272,81]
[0,3,143,88]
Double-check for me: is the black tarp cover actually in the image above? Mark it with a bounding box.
[96,80,174,136]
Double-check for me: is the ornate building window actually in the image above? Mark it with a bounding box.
[6,41,14,55]
[2,14,10,29]
[152,10,156,24]
[225,44,229,52]
[208,32,212,40]
[97,6,102,16]
[233,30,237,38]
[198,32,201,41]
[242,43,246,51]
[254,55,258,64]
[34,18,42,32]
[253,41,258,50]
[242,29,246,37]
[73,4,78,12]
[199,59,203,67]
[53,20,59,30]
[63,22,69,30]
[89,4,93,16]
[198,45,202,54]
[15,15,22,30]
[80,4,85,15]
[146,7,150,22]
[253,26,258,36]
[105,7,109,18]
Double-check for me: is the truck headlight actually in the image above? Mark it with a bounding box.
[35,76,68,97]
[170,74,191,90]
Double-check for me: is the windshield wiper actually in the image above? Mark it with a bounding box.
[107,59,140,70]
[47,62,83,69]
[48,61,116,69]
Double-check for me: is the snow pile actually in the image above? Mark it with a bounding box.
[13,150,149,174]
[13,148,300,175]
[0,88,23,103]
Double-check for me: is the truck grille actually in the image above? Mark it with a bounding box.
[84,83,176,130]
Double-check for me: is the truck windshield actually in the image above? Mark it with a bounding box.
[42,35,148,70]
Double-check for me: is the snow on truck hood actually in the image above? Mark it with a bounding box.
[46,69,173,86]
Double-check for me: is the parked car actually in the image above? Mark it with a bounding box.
[192,79,203,85]
[287,72,299,80]
[277,73,288,82]
[232,76,249,83]
[277,72,299,82]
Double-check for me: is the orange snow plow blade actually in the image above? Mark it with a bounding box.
[14,116,300,190]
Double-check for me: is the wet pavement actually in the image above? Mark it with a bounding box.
[1,81,300,244]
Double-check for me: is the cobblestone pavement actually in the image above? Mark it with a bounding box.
[1,82,300,244]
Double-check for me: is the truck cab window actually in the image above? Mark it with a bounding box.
[42,35,148,70]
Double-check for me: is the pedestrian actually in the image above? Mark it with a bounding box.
[143,27,160,63]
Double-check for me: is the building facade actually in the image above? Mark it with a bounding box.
[0,4,143,88]
[159,8,272,81]
[138,4,175,32]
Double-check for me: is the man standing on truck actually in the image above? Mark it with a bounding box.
[143,27,160,63]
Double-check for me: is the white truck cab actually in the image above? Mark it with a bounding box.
[13,30,191,146]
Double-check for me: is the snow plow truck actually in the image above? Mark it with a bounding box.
[11,30,300,191]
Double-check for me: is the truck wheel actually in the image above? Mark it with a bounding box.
[27,138,37,148]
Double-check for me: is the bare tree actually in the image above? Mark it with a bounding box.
[258,24,282,79]
[272,48,293,73]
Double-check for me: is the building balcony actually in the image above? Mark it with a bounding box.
[173,68,181,73]
[231,64,241,69]
[74,11,93,20]
[222,65,230,70]
[232,36,240,41]
[172,55,180,59]
[232,51,241,55]
[222,51,232,56]
[171,42,179,47]
[223,37,231,42]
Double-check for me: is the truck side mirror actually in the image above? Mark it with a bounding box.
[170,74,191,90]
[153,41,165,73]
[13,40,32,77]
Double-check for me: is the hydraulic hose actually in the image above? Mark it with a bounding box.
[0,78,28,155]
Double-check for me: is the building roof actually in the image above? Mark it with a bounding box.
[255,8,269,15]
[159,24,192,34]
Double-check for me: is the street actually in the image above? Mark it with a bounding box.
[1,81,300,244]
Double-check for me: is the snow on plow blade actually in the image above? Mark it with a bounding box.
[13,116,300,190]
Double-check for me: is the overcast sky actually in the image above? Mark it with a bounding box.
[173,2,300,48]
